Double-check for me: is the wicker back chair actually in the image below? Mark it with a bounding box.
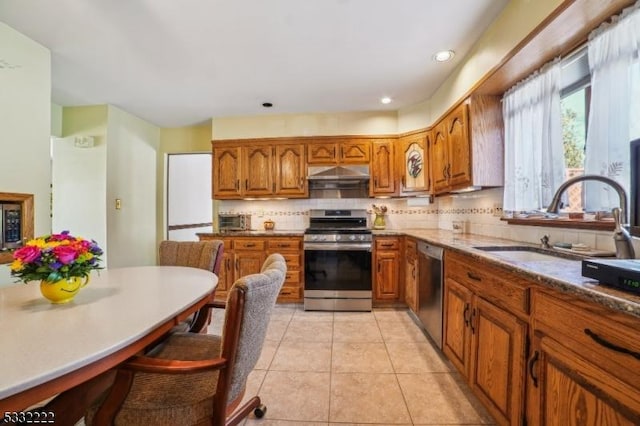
[159,240,224,333]
[85,254,287,426]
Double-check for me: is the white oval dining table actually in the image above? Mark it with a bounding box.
[0,266,217,414]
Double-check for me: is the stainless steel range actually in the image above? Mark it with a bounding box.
[304,209,372,311]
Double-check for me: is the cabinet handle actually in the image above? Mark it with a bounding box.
[235,180,239,190]
[235,259,239,271]
[332,147,336,158]
[245,179,248,190]
[463,303,470,327]
[245,243,256,247]
[277,243,289,248]
[442,165,447,178]
[470,308,477,334]
[412,266,415,279]
[528,350,539,388]
[374,178,378,187]
[447,163,452,179]
[299,177,303,188]
[466,272,482,282]
[584,328,640,360]
[377,261,381,273]
[402,176,406,187]
[273,182,276,192]
[341,146,344,158]
[226,258,230,271]
[381,243,394,247]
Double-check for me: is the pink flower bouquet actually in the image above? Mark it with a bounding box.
[10,231,103,283]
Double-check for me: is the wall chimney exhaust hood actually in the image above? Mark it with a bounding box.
[307,165,370,181]
[307,165,370,198]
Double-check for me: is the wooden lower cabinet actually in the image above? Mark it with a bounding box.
[443,251,528,426]
[527,290,640,425]
[373,237,402,303]
[404,237,418,313]
[198,235,303,302]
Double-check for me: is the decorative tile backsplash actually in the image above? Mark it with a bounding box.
[217,186,634,252]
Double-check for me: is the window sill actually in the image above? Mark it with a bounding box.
[501,217,615,231]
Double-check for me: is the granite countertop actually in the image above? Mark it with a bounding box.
[397,229,640,319]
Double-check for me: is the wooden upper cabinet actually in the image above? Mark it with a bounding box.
[307,139,371,164]
[398,131,430,195]
[307,142,338,164]
[431,123,449,194]
[431,96,504,195]
[275,144,307,197]
[370,139,396,196]
[213,140,307,199]
[340,140,370,164]
[243,146,274,196]
[446,103,472,189]
[213,146,242,198]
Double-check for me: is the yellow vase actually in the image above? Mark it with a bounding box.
[373,214,386,230]
[40,276,90,304]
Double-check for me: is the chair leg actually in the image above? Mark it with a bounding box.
[225,396,262,426]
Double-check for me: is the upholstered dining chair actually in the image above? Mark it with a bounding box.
[159,240,224,333]
[85,253,287,426]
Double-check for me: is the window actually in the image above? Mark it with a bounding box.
[560,49,589,212]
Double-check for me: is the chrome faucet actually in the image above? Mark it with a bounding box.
[540,235,551,249]
[546,174,635,259]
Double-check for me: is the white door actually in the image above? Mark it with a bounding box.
[167,153,212,241]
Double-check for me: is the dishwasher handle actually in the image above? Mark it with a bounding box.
[417,242,443,260]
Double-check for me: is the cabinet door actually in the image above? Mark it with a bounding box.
[431,123,449,194]
[217,251,235,293]
[307,142,338,164]
[527,333,639,426]
[374,250,401,301]
[212,147,242,199]
[275,144,307,197]
[234,251,265,278]
[443,277,473,377]
[470,297,527,426]
[404,256,418,313]
[447,103,472,189]
[340,140,371,164]
[370,140,396,196]
[243,146,274,196]
[400,132,430,194]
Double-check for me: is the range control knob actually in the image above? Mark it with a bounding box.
[335,235,341,241]
[349,235,356,241]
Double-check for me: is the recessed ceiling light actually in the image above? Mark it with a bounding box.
[262,102,273,108]
[433,50,455,62]
[380,96,392,104]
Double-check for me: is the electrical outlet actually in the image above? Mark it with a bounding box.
[493,203,503,217]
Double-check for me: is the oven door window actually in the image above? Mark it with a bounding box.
[304,249,371,291]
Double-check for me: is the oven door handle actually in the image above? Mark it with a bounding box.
[304,243,372,252]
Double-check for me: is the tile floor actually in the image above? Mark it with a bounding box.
[209,305,495,426]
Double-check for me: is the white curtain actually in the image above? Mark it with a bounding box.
[584,2,640,215]
[503,60,564,212]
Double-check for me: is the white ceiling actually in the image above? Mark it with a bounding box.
[0,0,509,128]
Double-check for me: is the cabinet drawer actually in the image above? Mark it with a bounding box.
[375,238,400,250]
[281,253,301,268]
[532,291,640,392]
[278,285,300,299]
[268,239,301,250]
[284,270,300,284]
[233,239,265,250]
[445,251,530,316]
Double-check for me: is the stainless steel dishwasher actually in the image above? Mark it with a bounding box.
[417,242,444,349]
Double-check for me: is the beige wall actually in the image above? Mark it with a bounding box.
[211,111,398,140]
[0,23,51,285]
[106,106,160,267]
[399,0,563,130]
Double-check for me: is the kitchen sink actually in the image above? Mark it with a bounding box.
[473,245,571,262]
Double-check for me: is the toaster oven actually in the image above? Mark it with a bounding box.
[218,214,251,231]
